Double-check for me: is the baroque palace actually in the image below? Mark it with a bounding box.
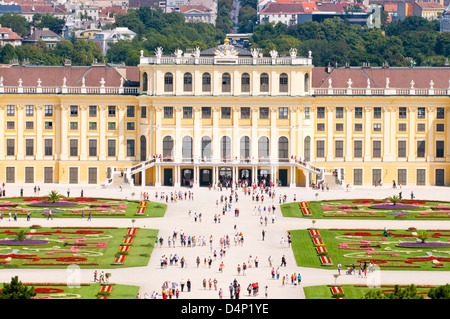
[0,39,449,188]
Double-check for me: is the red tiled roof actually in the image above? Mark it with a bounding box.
[414,1,445,9]
[260,3,305,14]
[179,5,210,12]
[383,3,398,12]
[0,27,22,40]
[21,5,55,13]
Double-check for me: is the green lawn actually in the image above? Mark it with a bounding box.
[0,227,159,269]
[289,228,450,271]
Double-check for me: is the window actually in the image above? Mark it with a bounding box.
[6,121,14,129]
[241,73,250,92]
[69,139,78,156]
[126,139,135,157]
[25,121,34,130]
[202,107,211,119]
[222,73,231,92]
[353,168,363,185]
[373,140,382,158]
[70,122,78,130]
[201,136,212,160]
[417,140,426,158]
[183,107,193,119]
[163,106,173,118]
[6,105,14,116]
[70,105,78,117]
[240,136,250,161]
[44,167,53,183]
[354,140,363,158]
[89,105,97,117]
[44,139,52,156]
[317,107,325,119]
[436,140,445,158]
[259,107,269,119]
[258,136,270,161]
[279,73,288,92]
[88,167,97,184]
[398,169,407,186]
[304,73,310,93]
[183,73,192,92]
[373,123,382,132]
[6,139,14,156]
[304,107,310,119]
[436,169,445,186]
[278,137,289,161]
[6,167,14,183]
[304,136,311,161]
[141,106,146,119]
[372,169,382,185]
[398,123,407,132]
[373,107,382,119]
[202,73,211,92]
[316,140,325,158]
[126,122,135,130]
[44,105,53,117]
[260,73,269,92]
[335,123,344,132]
[126,105,135,117]
[241,107,250,119]
[25,139,34,156]
[221,136,231,161]
[399,107,407,119]
[354,123,363,132]
[88,122,97,130]
[25,167,34,183]
[44,121,53,130]
[417,107,426,119]
[437,107,445,119]
[108,105,116,117]
[398,140,407,158]
[335,140,344,157]
[317,123,325,132]
[335,107,344,119]
[436,123,445,132]
[182,136,193,162]
[107,140,116,157]
[416,169,426,186]
[164,73,173,92]
[417,123,426,132]
[26,105,34,116]
[89,139,97,157]
[221,107,231,119]
[279,107,288,119]
[163,136,174,160]
[355,107,363,119]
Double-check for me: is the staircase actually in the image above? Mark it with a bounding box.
[322,172,344,190]
[105,172,133,189]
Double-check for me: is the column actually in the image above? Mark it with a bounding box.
[251,106,258,162]
[79,105,87,160]
[155,164,161,187]
[427,107,436,162]
[34,105,43,160]
[233,106,239,160]
[383,107,391,161]
[270,106,277,162]
[99,105,107,160]
[155,106,162,157]
[141,168,146,187]
[55,105,61,160]
[326,106,334,161]
[16,105,24,160]
[446,108,450,162]
[175,106,182,161]
[0,105,4,160]
[60,105,69,160]
[408,106,416,161]
[118,105,126,161]
[364,106,371,161]
[345,106,353,161]
[290,106,297,159]
[194,106,201,162]
[212,106,220,161]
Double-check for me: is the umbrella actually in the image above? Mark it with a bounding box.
[171,282,179,287]
[251,283,258,288]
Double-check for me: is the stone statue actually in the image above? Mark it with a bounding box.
[269,50,278,59]
[174,49,183,58]
[289,48,297,58]
[155,47,163,58]
[194,46,201,58]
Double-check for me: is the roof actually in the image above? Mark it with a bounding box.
[312,66,450,89]
[316,2,366,13]
[0,4,22,13]
[200,46,252,57]
[23,28,62,42]
[21,5,55,14]
[0,26,22,40]
[260,3,305,14]
[180,5,211,13]
[414,1,445,9]
[383,3,397,12]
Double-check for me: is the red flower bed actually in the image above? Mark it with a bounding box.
[34,287,65,294]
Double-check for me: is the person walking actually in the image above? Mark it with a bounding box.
[262,229,266,241]
[281,255,287,267]
[87,212,92,221]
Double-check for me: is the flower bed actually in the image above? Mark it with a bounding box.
[313,237,325,246]
[320,255,333,265]
[0,239,49,245]
[126,228,137,237]
[302,208,312,216]
[300,202,308,208]
[309,229,320,237]
[370,203,418,210]
[330,286,343,294]
[316,246,327,254]
[28,201,78,207]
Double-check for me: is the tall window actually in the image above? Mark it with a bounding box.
[201,136,211,160]
[436,140,445,158]
[373,107,382,119]
[89,139,97,157]
[279,107,288,119]
[44,105,53,117]
[398,140,407,158]
[417,107,426,119]
[164,72,173,92]
[6,105,15,116]
[44,139,52,156]
[241,107,250,119]
[317,107,325,119]
[107,140,116,157]
[437,107,445,119]
[417,140,426,158]
[260,73,269,92]
[6,139,14,156]
[336,107,344,119]
[25,139,34,156]
[354,140,363,158]
[89,105,97,117]
[69,139,78,157]
[355,107,363,119]
[202,73,211,92]
[70,105,78,117]
[304,136,311,161]
[163,136,174,160]
[184,73,192,92]
[279,73,288,92]
[126,105,135,118]
[373,140,382,158]
[304,73,309,93]
[335,140,344,158]
[259,107,269,119]
[278,137,289,161]
[258,136,270,161]
[163,106,173,118]
[399,107,407,119]
[316,140,325,158]
[142,72,148,92]
[202,107,211,119]
[126,139,135,157]
[241,73,250,92]
[25,105,34,116]
[108,105,116,117]
[183,106,193,119]
[221,107,231,119]
[182,136,193,162]
[240,136,251,161]
[353,168,363,186]
[222,73,231,92]
[220,136,231,161]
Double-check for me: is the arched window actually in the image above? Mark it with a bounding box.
[164,72,173,92]
[202,73,211,92]
[140,135,146,161]
[304,136,311,162]
[222,73,231,92]
[182,136,193,162]
[201,136,212,161]
[304,73,310,93]
[260,73,269,92]
[183,72,192,92]
[241,73,250,92]
[220,136,231,161]
[258,136,270,162]
[279,73,288,93]
[240,136,251,161]
[278,137,289,161]
[142,72,148,92]
[163,136,174,161]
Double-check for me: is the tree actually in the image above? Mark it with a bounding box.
[415,230,431,243]
[0,276,36,299]
[387,195,400,205]
[15,230,27,241]
[0,13,29,36]
[47,190,62,203]
[428,284,450,299]
[363,284,423,299]
[32,13,65,34]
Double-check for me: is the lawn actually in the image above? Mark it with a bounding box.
[0,197,167,219]
[289,228,450,271]
[281,199,450,220]
[0,226,159,269]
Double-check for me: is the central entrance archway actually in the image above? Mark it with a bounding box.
[219,167,232,185]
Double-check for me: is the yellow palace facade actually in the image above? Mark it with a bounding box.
[0,41,449,188]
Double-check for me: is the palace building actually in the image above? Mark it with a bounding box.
[0,40,449,188]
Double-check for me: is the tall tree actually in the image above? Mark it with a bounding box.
[0,276,36,299]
